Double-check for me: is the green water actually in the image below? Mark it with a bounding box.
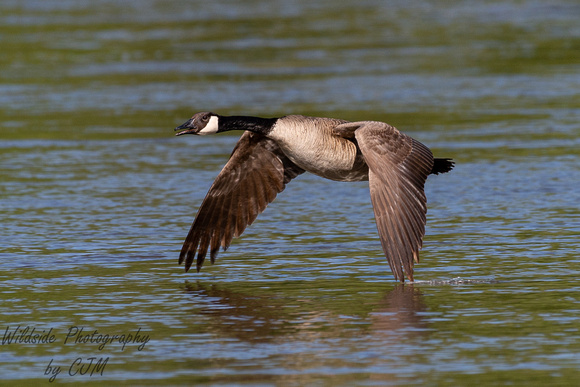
[1,0,579,385]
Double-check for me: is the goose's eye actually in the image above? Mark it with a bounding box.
[203,115,209,121]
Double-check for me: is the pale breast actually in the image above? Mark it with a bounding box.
[268,116,369,182]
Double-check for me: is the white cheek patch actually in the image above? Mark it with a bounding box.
[198,115,219,135]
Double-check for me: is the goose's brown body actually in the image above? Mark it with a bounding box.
[269,116,368,182]
[174,113,454,282]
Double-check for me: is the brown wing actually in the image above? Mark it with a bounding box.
[180,131,304,272]
[354,122,434,282]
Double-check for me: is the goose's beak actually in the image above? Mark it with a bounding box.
[174,118,197,136]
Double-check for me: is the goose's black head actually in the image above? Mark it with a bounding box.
[175,112,219,136]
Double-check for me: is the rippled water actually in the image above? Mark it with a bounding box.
[1,0,579,385]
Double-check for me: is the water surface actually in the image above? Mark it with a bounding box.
[1,0,579,385]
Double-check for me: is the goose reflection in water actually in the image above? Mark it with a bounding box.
[183,282,428,344]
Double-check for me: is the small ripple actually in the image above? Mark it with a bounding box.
[414,277,500,285]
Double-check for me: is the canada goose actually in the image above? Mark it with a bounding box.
[174,112,454,282]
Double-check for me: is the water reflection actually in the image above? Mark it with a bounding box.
[370,284,428,336]
[366,286,429,387]
[184,281,428,344]
[183,281,297,342]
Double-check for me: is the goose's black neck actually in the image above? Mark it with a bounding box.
[218,115,278,135]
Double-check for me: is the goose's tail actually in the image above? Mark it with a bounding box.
[431,158,454,175]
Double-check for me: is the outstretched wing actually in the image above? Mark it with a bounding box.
[180,131,304,272]
[353,122,434,282]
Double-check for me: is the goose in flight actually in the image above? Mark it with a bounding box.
[174,112,454,282]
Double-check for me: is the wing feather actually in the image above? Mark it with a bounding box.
[179,131,304,272]
[355,123,434,282]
